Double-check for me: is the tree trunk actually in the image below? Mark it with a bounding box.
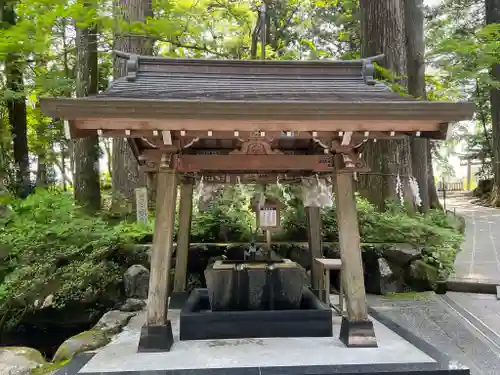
[428,141,442,209]
[487,0,500,206]
[358,0,413,211]
[111,0,153,207]
[404,0,430,212]
[73,3,102,212]
[36,153,48,188]
[3,5,30,198]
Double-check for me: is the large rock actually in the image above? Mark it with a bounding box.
[53,330,109,363]
[288,244,311,270]
[377,258,405,294]
[124,265,150,299]
[406,259,440,291]
[0,347,46,375]
[119,298,146,312]
[322,243,340,259]
[225,245,246,260]
[92,310,135,335]
[382,244,421,267]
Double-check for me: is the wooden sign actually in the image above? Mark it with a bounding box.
[135,187,149,224]
[255,199,281,231]
[459,159,483,166]
[260,207,278,228]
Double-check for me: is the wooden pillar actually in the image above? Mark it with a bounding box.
[173,181,194,292]
[306,206,323,293]
[138,167,178,352]
[466,159,472,191]
[334,170,377,348]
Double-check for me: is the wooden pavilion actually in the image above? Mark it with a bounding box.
[40,52,474,351]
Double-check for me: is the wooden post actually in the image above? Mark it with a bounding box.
[306,206,323,293]
[334,170,377,347]
[466,159,472,191]
[173,181,194,292]
[138,167,178,352]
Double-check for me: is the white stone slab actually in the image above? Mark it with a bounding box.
[79,308,436,373]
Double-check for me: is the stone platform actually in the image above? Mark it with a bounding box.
[56,303,468,375]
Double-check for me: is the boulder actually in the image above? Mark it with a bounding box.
[406,259,440,291]
[377,258,405,294]
[0,347,46,375]
[362,248,381,294]
[92,310,135,336]
[124,265,150,299]
[53,330,109,363]
[288,244,311,270]
[225,245,246,260]
[119,298,146,312]
[322,243,340,259]
[382,244,421,267]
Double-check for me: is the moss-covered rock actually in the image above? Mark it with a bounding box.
[92,310,135,336]
[406,259,440,291]
[0,346,46,375]
[32,360,69,375]
[52,330,109,363]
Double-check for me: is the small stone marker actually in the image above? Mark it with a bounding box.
[135,187,149,223]
[496,285,500,300]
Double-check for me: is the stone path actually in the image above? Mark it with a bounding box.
[368,293,500,375]
[446,193,500,282]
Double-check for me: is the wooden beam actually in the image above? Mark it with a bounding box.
[67,128,413,141]
[146,169,178,326]
[176,154,334,172]
[334,168,377,347]
[306,207,323,293]
[173,182,194,292]
[75,118,441,133]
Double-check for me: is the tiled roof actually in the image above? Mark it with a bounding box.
[99,72,414,102]
[96,52,413,102]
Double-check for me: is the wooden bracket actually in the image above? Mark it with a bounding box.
[230,138,283,155]
[334,152,370,174]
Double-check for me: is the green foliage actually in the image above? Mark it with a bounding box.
[279,194,462,278]
[191,186,254,242]
[0,190,142,331]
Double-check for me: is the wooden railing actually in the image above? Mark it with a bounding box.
[438,181,463,191]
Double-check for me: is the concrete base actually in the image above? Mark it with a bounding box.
[54,300,469,375]
[339,316,378,348]
[137,321,174,353]
[180,288,332,341]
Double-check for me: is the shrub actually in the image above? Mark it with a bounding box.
[0,190,139,332]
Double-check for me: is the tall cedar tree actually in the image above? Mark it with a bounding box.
[3,4,30,197]
[111,0,153,206]
[73,1,102,212]
[358,0,414,211]
[487,0,500,206]
[404,0,430,212]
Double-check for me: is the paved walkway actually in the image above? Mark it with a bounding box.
[446,193,500,282]
[369,293,500,375]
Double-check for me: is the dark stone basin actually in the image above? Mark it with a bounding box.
[180,288,333,341]
[204,259,307,311]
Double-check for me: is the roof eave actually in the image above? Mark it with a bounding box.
[39,97,475,124]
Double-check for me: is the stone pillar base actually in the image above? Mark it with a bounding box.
[339,316,378,348]
[138,321,174,352]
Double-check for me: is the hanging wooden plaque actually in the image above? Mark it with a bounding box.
[255,199,281,231]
